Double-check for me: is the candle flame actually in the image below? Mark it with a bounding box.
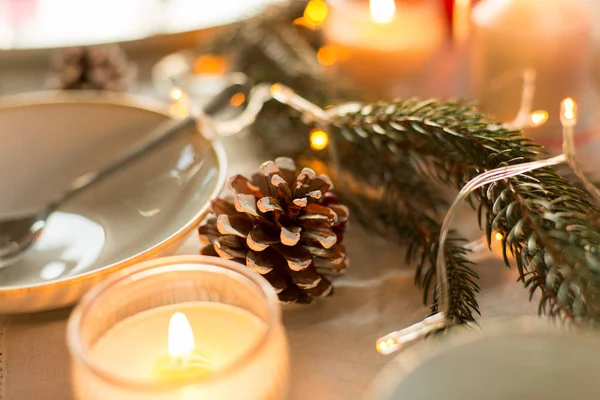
[168,312,195,358]
[370,0,396,24]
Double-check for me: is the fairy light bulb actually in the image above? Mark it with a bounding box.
[376,313,447,355]
[317,46,337,66]
[530,110,549,127]
[229,92,246,107]
[170,87,184,102]
[561,98,578,127]
[310,129,329,151]
[304,0,328,27]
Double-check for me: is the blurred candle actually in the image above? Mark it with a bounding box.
[324,0,446,97]
[470,0,592,139]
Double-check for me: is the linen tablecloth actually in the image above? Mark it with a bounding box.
[0,229,538,400]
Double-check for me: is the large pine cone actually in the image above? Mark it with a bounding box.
[47,45,137,92]
[199,158,349,304]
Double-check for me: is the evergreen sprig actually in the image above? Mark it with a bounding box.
[328,99,600,323]
[198,0,600,324]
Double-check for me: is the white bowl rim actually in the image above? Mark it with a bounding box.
[367,316,600,399]
[0,90,228,294]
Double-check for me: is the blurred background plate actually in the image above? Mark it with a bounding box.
[0,0,282,60]
[0,91,227,313]
[367,317,600,400]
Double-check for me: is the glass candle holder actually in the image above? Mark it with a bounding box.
[67,255,289,400]
[323,0,447,98]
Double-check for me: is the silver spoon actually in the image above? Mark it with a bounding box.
[0,81,320,269]
[0,114,197,268]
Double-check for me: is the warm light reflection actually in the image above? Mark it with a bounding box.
[453,0,471,44]
[193,54,227,75]
[310,129,329,151]
[304,0,328,27]
[317,46,337,66]
[495,232,503,241]
[168,312,195,358]
[229,92,246,107]
[530,110,549,127]
[169,87,184,102]
[370,0,396,24]
[169,103,190,118]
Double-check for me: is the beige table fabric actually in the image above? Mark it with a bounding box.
[0,230,538,400]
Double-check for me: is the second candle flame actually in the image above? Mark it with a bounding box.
[370,0,396,24]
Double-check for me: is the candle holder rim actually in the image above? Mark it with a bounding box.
[67,254,282,392]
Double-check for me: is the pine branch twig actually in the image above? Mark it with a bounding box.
[329,99,600,324]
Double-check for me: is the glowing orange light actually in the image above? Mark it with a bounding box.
[169,103,190,118]
[310,129,329,151]
[370,0,396,24]
[317,46,337,67]
[495,233,503,241]
[304,0,328,27]
[170,87,184,102]
[229,92,246,107]
[453,0,472,44]
[562,98,577,121]
[530,110,549,127]
[193,54,228,75]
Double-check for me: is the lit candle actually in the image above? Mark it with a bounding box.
[68,256,289,400]
[470,0,592,140]
[91,303,266,386]
[323,0,446,96]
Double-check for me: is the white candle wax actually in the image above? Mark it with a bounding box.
[470,0,592,138]
[324,0,446,96]
[73,302,288,400]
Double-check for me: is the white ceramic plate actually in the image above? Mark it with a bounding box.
[367,317,600,400]
[0,0,282,52]
[0,91,227,313]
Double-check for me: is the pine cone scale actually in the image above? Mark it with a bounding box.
[199,157,349,303]
[216,214,253,237]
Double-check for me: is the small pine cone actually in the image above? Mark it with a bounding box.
[199,157,349,304]
[46,45,137,92]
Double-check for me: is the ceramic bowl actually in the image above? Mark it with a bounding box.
[367,317,600,400]
[0,91,227,313]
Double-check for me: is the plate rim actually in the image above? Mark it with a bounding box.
[0,90,228,294]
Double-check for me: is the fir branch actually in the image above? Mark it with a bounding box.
[199,0,600,324]
[328,98,600,323]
